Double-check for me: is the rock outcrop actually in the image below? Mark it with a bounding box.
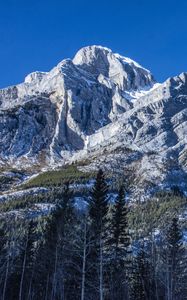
[0,45,187,190]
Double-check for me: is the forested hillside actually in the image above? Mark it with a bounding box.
[0,169,186,300]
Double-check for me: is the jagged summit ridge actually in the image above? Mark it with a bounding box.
[24,71,48,84]
[73,45,155,91]
[73,45,147,70]
[0,45,187,191]
[0,45,157,159]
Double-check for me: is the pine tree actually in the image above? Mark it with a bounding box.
[4,220,29,300]
[89,169,108,237]
[56,181,75,235]
[106,185,131,299]
[162,217,187,300]
[110,185,130,258]
[88,169,109,300]
[130,244,152,300]
[34,181,76,300]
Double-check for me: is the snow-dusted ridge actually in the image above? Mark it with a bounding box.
[24,71,48,84]
[0,45,187,191]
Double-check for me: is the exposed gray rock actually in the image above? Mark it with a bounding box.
[0,46,155,163]
[0,45,187,192]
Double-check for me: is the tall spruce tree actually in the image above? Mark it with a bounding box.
[4,220,30,300]
[89,169,108,236]
[89,169,109,300]
[107,185,131,299]
[162,216,187,300]
[34,181,75,300]
[130,243,153,300]
[110,185,130,258]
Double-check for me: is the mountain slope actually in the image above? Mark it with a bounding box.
[0,46,155,166]
[0,45,187,192]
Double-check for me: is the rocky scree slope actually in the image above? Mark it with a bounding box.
[0,45,187,191]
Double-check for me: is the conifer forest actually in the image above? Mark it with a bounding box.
[0,169,186,300]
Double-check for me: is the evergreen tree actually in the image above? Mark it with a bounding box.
[110,185,130,258]
[4,220,29,300]
[130,244,152,300]
[88,169,109,300]
[55,181,75,235]
[162,216,187,300]
[35,181,76,300]
[106,185,131,299]
[89,169,108,237]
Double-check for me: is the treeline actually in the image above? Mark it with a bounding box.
[22,165,95,189]
[0,170,186,299]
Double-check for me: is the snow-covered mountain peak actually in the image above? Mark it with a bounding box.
[1,44,187,195]
[73,45,112,66]
[177,72,187,84]
[72,45,156,91]
[24,71,48,84]
[113,52,149,72]
[73,45,150,73]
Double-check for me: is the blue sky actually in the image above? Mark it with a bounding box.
[0,0,187,88]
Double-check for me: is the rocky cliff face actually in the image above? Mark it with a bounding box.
[0,45,187,190]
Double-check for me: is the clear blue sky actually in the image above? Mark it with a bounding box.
[0,0,187,88]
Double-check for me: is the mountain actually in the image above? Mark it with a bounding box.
[1,46,187,300]
[0,45,187,192]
